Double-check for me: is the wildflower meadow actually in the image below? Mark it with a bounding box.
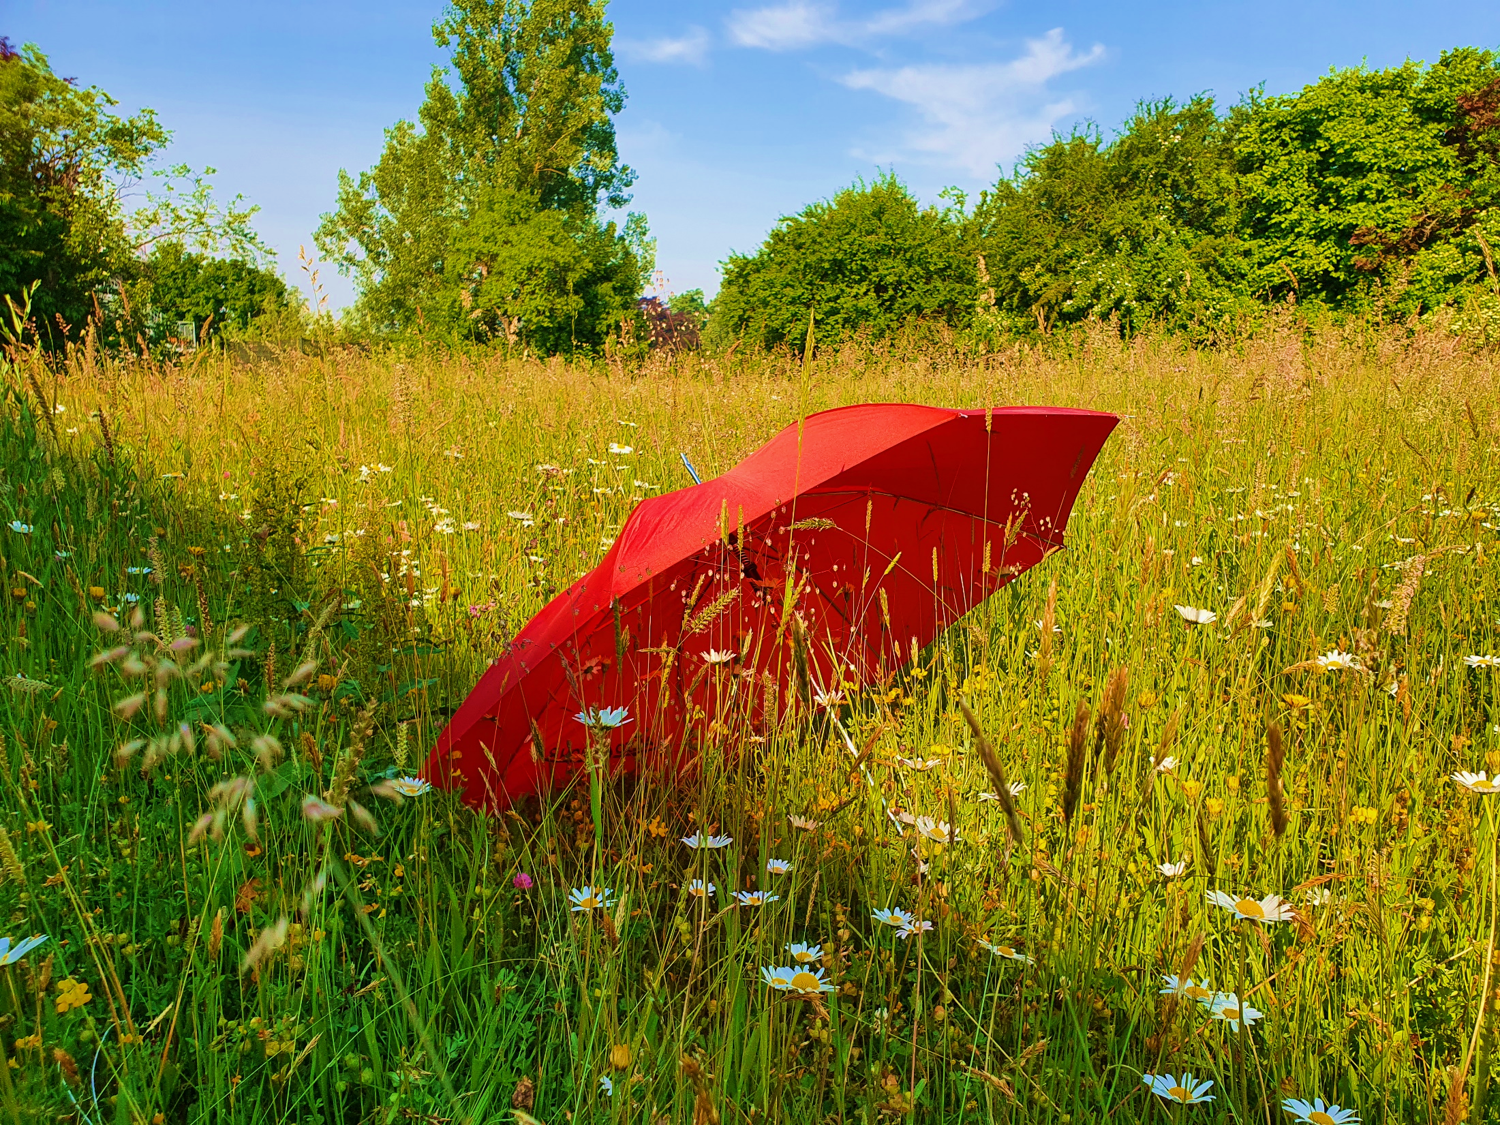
[0,318,1498,1124]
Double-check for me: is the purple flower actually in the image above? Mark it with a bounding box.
[513,872,533,890]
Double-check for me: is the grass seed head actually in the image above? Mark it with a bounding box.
[1267,720,1289,837]
[1062,698,1090,825]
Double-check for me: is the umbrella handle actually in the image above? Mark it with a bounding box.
[680,452,701,485]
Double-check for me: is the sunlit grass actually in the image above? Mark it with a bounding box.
[0,319,1497,1122]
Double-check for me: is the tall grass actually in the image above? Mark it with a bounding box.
[0,318,1497,1123]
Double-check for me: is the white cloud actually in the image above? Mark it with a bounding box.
[727,0,980,51]
[617,26,712,67]
[841,28,1105,175]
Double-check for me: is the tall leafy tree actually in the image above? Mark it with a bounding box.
[316,0,651,351]
[1,38,273,344]
[711,174,973,352]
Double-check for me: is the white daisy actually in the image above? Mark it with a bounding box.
[1314,650,1363,672]
[978,940,1033,963]
[1206,890,1295,924]
[911,816,959,843]
[733,890,779,907]
[686,879,715,899]
[1209,991,1263,1032]
[1159,975,1215,1004]
[681,832,734,849]
[1174,605,1217,625]
[1453,771,1500,795]
[387,776,433,798]
[786,967,837,993]
[1143,1073,1214,1105]
[759,965,795,990]
[1282,1096,1360,1124]
[786,942,823,965]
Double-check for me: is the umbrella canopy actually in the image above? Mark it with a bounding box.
[423,403,1118,810]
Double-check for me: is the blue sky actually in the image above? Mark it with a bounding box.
[10,1,1500,310]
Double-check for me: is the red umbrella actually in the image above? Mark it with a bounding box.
[423,403,1117,810]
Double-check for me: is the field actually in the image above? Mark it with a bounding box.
[1,320,1499,1124]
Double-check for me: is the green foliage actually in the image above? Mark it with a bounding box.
[715,49,1500,346]
[137,242,293,341]
[316,0,652,351]
[0,41,163,338]
[1234,47,1500,313]
[0,41,274,348]
[711,174,975,352]
[972,97,1251,336]
[669,288,708,321]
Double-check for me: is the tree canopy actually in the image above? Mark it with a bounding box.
[138,242,293,341]
[711,175,975,351]
[316,0,652,352]
[716,48,1500,347]
[0,38,281,345]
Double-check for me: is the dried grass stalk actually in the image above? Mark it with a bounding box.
[1062,698,1090,825]
[1099,667,1129,775]
[1443,1066,1469,1125]
[1385,555,1427,637]
[1036,578,1058,678]
[1267,720,1289,837]
[958,699,1024,848]
[791,614,812,710]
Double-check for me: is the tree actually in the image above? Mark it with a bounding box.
[1234,47,1500,313]
[971,97,1249,336]
[0,39,161,337]
[711,174,974,351]
[138,242,293,341]
[315,0,652,350]
[0,38,274,344]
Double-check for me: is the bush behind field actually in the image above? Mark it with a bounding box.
[714,49,1500,351]
[0,323,1498,1123]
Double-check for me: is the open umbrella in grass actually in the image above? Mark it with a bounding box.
[423,403,1118,810]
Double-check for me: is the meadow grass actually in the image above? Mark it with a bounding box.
[0,320,1498,1123]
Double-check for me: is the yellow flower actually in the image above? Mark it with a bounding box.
[1137,691,1159,709]
[88,586,105,600]
[644,816,668,839]
[1204,797,1224,819]
[55,978,91,1014]
[610,1043,632,1070]
[1282,693,1312,711]
[13,1034,40,1050]
[26,821,51,836]
[1181,779,1202,802]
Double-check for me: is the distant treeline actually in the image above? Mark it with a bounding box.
[4,12,1498,355]
[713,47,1500,348]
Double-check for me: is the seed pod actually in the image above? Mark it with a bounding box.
[1062,699,1090,825]
[1267,720,1289,837]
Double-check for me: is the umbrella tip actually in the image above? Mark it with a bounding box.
[680,452,701,485]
